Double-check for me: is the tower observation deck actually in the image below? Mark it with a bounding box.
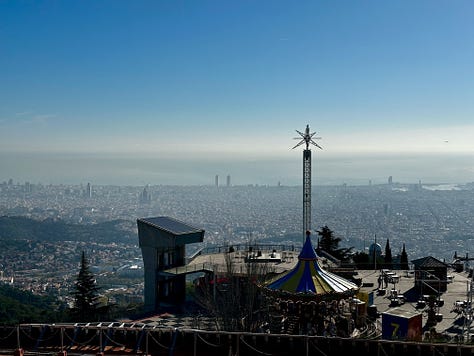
[137,216,205,312]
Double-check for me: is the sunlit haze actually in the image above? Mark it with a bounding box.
[1,1,473,185]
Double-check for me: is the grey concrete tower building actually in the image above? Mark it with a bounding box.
[137,216,205,312]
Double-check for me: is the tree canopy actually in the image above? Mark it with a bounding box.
[384,239,393,269]
[0,284,66,325]
[400,243,409,270]
[316,225,353,262]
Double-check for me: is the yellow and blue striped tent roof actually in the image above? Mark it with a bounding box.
[265,232,359,296]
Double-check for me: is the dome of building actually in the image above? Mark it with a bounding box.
[368,243,382,261]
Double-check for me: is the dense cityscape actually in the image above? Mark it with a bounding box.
[1,177,474,304]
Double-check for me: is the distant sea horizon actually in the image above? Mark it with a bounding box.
[1,151,473,187]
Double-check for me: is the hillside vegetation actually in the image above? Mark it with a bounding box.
[0,283,66,325]
[0,216,136,243]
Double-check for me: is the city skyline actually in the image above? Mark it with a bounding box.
[1,1,473,185]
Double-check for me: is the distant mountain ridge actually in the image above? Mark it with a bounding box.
[0,216,136,244]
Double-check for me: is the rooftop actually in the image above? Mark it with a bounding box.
[137,216,204,236]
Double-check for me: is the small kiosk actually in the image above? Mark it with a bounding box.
[382,307,422,341]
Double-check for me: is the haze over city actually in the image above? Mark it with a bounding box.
[1,1,473,185]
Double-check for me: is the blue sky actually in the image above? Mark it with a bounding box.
[1,1,473,185]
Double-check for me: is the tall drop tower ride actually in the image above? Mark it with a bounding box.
[293,125,322,242]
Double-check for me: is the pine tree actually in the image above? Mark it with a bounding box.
[71,251,102,321]
[384,239,393,269]
[317,225,341,253]
[316,225,353,261]
[400,243,409,270]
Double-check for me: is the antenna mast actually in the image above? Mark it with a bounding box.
[292,124,322,242]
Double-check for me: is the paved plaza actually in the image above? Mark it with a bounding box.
[358,268,474,338]
[134,264,474,341]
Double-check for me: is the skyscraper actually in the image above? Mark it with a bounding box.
[139,186,151,204]
[86,182,92,198]
[215,174,219,187]
[226,174,231,187]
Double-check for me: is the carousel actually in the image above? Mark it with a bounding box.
[264,230,358,298]
[259,231,362,336]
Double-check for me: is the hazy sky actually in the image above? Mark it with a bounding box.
[1,1,473,185]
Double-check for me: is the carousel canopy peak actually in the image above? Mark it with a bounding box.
[299,230,318,261]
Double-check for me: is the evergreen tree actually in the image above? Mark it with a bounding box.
[71,251,102,321]
[384,239,393,269]
[317,225,341,252]
[316,225,353,261]
[400,243,409,270]
[352,251,370,269]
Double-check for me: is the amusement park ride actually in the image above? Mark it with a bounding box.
[292,124,322,243]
